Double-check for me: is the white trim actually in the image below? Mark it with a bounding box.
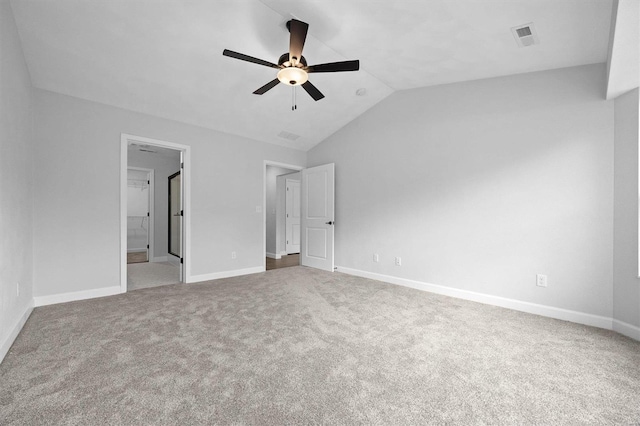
[336,266,614,330]
[33,286,121,307]
[127,248,147,253]
[613,319,640,341]
[187,266,265,283]
[151,256,168,263]
[266,252,281,260]
[263,161,304,272]
[120,138,127,292]
[0,301,34,364]
[121,134,191,292]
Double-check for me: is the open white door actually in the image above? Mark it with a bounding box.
[301,163,335,271]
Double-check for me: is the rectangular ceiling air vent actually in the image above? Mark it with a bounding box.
[511,23,539,47]
[278,130,300,141]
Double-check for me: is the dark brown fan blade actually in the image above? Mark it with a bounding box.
[288,19,309,64]
[223,49,280,69]
[301,81,325,101]
[253,79,280,95]
[307,60,360,73]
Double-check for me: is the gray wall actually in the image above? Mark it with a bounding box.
[128,149,181,260]
[308,64,615,318]
[32,89,306,297]
[613,88,640,328]
[0,0,34,357]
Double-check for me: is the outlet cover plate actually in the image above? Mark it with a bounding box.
[536,274,547,287]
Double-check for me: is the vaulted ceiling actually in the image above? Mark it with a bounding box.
[11,0,614,151]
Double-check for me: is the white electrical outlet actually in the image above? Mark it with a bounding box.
[395,257,402,266]
[536,274,547,287]
[373,254,379,263]
[231,251,237,259]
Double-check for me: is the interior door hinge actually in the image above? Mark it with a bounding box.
[180,258,183,264]
[181,162,184,169]
[147,180,150,184]
[147,244,149,249]
[181,210,184,216]
[147,212,150,217]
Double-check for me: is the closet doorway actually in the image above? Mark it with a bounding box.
[120,134,191,292]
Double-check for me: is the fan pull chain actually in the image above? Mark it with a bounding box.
[291,86,297,111]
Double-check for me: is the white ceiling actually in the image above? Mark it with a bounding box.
[11,0,613,151]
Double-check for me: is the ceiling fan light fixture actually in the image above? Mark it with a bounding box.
[277,67,308,86]
[223,19,359,102]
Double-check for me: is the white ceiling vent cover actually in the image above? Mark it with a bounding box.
[511,23,539,47]
[277,130,300,141]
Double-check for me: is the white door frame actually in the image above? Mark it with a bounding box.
[127,166,155,261]
[263,160,304,270]
[121,134,191,293]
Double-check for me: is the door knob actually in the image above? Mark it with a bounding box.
[325,221,334,225]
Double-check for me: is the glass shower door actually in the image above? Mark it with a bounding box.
[168,171,181,261]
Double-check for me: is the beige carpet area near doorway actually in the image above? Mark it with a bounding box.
[127,261,180,291]
[1,266,639,424]
[126,251,148,264]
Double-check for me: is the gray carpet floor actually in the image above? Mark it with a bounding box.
[1,266,639,424]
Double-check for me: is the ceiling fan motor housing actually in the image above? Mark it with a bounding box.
[277,53,308,86]
[278,53,307,67]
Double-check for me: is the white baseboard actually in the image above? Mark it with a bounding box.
[336,266,614,331]
[266,252,281,260]
[613,319,640,341]
[34,286,122,307]
[151,256,168,263]
[127,248,146,253]
[0,300,34,364]
[187,266,265,284]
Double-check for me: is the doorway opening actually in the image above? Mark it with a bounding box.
[121,134,191,292]
[263,161,336,272]
[264,162,303,270]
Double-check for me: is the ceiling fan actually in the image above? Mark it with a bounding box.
[222,19,359,103]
